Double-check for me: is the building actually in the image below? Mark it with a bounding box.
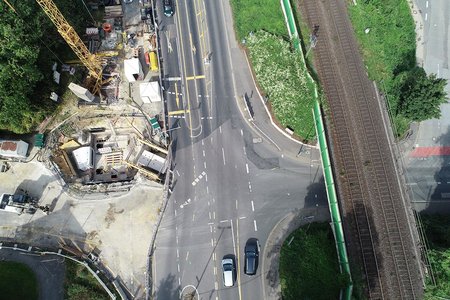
[0,140,29,159]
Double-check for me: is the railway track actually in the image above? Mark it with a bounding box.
[298,0,422,298]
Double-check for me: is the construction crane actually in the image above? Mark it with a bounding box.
[2,0,104,95]
[36,0,103,95]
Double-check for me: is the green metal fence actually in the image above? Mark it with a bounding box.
[280,0,353,298]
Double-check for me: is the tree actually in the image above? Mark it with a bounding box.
[396,67,447,122]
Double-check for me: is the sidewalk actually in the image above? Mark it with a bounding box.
[261,206,330,299]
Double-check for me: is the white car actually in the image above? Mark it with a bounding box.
[221,257,235,287]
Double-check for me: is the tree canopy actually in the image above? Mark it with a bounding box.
[395,67,447,122]
[0,0,91,133]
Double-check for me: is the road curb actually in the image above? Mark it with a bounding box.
[261,206,330,299]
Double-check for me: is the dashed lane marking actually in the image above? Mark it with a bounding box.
[253,220,258,232]
[251,201,255,212]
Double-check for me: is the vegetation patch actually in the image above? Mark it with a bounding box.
[348,0,447,137]
[64,259,109,300]
[230,0,287,41]
[246,31,316,141]
[420,214,450,299]
[279,222,349,299]
[0,261,38,300]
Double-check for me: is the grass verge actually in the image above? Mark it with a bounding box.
[348,0,416,137]
[279,222,349,299]
[229,0,317,142]
[246,31,316,141]
[0,261,38,300]
[64,259,109,300]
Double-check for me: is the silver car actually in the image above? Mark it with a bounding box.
[221,257,235,287]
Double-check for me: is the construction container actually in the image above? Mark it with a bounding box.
[149,51,158,71]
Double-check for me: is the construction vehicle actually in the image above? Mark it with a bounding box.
[0,193,38,215]
[3,0,104,95]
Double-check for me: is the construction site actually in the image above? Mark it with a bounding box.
[1,0,172,190]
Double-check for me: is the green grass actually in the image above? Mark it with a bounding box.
[279,222,349,300]
[420,214,450,299]
[0,261,38,300]
[230,0,287,41]
[246,31,316,141]
[64,260,109,300]
[348,0,416,136]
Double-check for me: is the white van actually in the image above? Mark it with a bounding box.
[221,258,235,287]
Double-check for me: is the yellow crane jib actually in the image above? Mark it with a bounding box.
[35,0,103,95]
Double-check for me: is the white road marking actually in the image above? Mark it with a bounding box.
[176,236,179,244]
[177,264,180,272]
[240,129,243,136]
[208,201,210,206]
[426,1,429,8]
[175,209,177,216]
[192,213,195,222]
[219,125,222,133]
[202,171,206,175]
[425,13,428,21]
[222,147,226,165]
[254,220,258,231]
[202,140,204,146]
[210,225,213,232]
[209,212,212,219]
[246,163,249,174]
[192,181,197,186]
[211,238,214,247]
[220,219,229,223]
[213,198,215,203]
[243,146,246,155]
[236,199,238,210]
[205,174,208,182]
[179,277,181,286]
[214,266,217,275]
[248,182,252,192]
[203,150,206,157]
[206,186,209,193]
[176,170,180,176]
[213,211,216,219]
[251,200,255,212]
[239,216,246,220]
[186,251,190,261]
[213,252,216,261]
[177,249,179,258]
[215,282,218,290]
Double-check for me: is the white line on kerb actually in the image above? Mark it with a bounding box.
[246,163,249,174]
[253,220,258,232]
[222,148,226,165]
[251,201,255,212]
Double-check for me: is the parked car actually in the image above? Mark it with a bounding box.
[221,257,235,287]
[244,238,259,275]
[163,0,174,17]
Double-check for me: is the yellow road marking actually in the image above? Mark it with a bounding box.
[175,81,180,108]
[236,218,243,300]
[186,75,205,80]
[168,110,188,115]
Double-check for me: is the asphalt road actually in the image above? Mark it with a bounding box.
[153,1,326,299]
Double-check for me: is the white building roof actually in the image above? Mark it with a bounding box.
[124,58,143,83]
[139,81,162,103]
[137,150,166,174]
[72,146,94,171]
[0,140,28,158]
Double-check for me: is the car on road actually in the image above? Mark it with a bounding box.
[163,0,174,17]
[221,257,235,287]
[244,238,259,275]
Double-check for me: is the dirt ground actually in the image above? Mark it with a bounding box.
[0,161,163,299]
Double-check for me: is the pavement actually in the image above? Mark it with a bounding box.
[0,249,65,300]
[404,0,450,212]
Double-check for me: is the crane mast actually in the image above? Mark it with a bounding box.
[35,0,103,95]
